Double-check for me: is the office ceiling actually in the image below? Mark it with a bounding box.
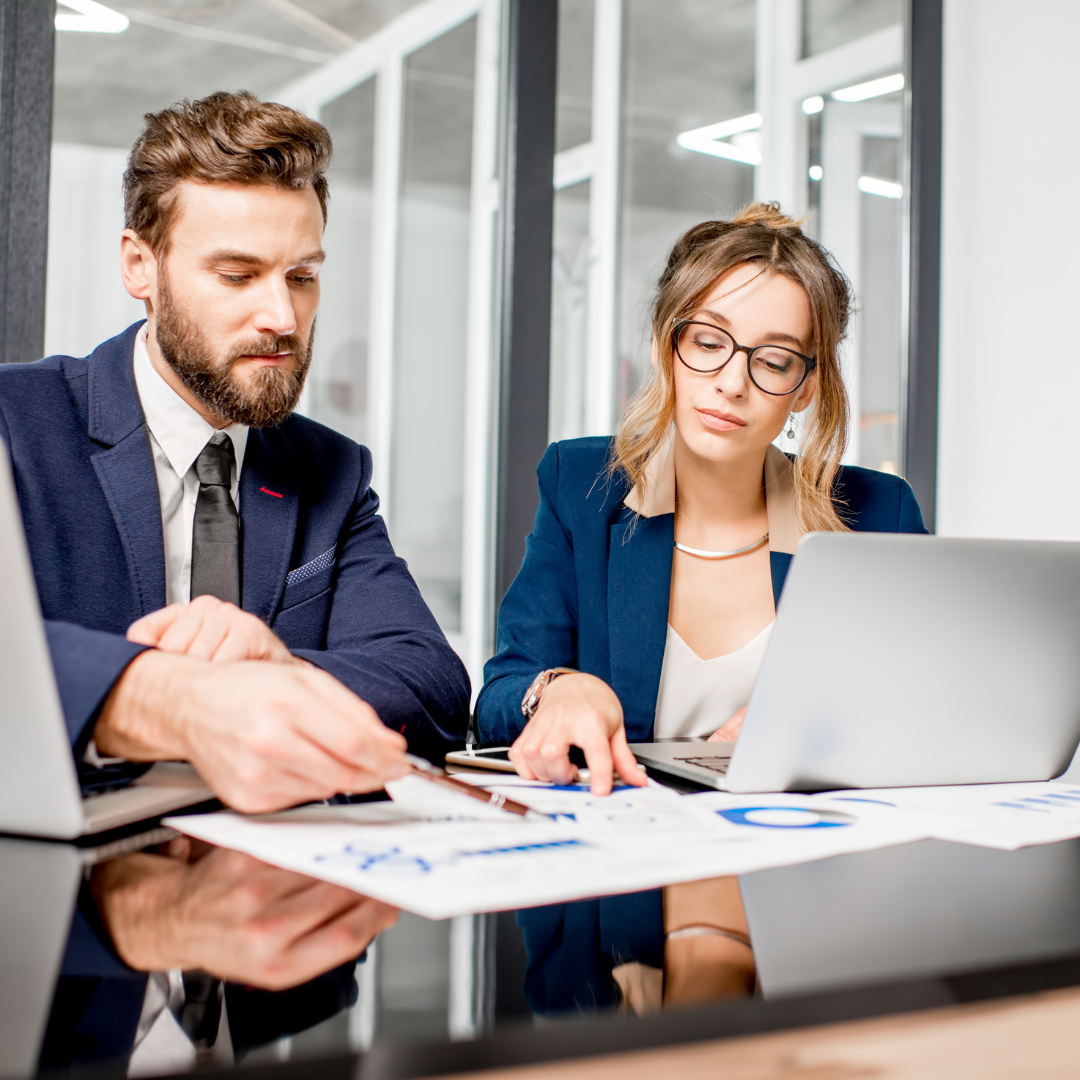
[53,0,426,147]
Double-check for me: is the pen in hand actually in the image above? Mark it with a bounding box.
[404,754,553,821]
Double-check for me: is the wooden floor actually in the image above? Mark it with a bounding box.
[453,985,1080,1080]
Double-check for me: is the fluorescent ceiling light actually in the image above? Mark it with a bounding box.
[832,73,904,103]
[808,164,823,181]
[858,175,903,199]
[677,113,763,166]
[802,96,824,115]
[56,0,129,33]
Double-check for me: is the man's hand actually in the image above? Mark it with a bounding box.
[508,672,646,796]
[708,707,747,742]
[93,843,399,991]
[128,597,298,665]
[95,651,409,813]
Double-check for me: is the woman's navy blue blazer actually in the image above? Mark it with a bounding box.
[477,436,927,745]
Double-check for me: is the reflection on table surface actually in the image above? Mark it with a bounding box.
[5,830,1080,1077]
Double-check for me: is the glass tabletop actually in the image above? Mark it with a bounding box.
[6,820,1080,1079]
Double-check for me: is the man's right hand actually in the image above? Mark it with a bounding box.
[93,843,400,991]
[508,672,646,796]
[95,650,409,813]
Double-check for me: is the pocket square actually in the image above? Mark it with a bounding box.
[286,547,336,586]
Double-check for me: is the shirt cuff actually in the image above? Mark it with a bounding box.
[83,739,127,768]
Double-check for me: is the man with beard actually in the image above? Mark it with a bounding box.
[0,91,470,812]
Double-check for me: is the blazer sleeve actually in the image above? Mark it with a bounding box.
[44,620,150,764]
[292,483,471,764]
[898,477,929,534]
[476,443,580,746]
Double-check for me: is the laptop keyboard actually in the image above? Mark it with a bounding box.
[673,755,731,776]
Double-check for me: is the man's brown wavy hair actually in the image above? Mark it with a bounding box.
[123,90,332,257]
[611,202,854,534]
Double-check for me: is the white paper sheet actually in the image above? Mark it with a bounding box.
[165,780,930,919]
[826,782,1080,850]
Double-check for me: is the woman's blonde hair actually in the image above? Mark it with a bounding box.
[611,202,853,533]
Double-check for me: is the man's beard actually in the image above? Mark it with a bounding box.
[155,274,314,428]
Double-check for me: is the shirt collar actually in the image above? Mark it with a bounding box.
[622,429,803,555]
[132,323,248,481]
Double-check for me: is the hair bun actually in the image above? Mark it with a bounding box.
[732,200,799,229]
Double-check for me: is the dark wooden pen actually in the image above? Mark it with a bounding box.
[404,754,553,820]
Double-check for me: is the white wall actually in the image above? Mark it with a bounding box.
[44,144,145,359]
[938,0,1080,539]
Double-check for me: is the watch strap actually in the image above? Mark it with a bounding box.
[521,667,577,719]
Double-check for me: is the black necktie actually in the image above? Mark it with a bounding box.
[190,435,240,604]
[177,969,222,1049]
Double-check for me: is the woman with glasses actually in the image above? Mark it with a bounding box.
[476,202,927,795]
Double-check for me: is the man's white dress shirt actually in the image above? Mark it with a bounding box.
[131,323,248,606]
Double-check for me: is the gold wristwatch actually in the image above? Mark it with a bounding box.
[521,667,577,719]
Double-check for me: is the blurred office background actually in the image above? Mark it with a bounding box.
[0,0,1075,1044]
[3,0,1075,696]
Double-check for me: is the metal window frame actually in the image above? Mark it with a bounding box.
[492,0,558,612]
[0,0,54,366]
[903,0,943,531]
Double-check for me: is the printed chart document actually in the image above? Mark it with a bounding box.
[828,782,1080,850]
[166,778,930,919]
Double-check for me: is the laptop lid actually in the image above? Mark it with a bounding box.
[742,837,1080,998]
[0,445,86,838]
[726,533,1080,793]
[0,837,83,1075]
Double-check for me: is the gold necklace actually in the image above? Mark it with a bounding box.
[673,533,769,560]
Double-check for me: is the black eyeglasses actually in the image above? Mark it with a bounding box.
[672,320,817,396]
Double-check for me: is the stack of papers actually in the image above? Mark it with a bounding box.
[166,776,932,919]
[829,782,1080,850]
[166,775,1080,918]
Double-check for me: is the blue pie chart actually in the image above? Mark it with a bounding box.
[716,806,854,829]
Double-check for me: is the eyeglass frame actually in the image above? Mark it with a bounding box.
[671,319,818,397]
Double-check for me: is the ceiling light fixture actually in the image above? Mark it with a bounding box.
[802,96,824,115]
[858,175,903,199]
[808,165,823,181]
[831,73,905,103]
[55,0,129,33]
[676,113,763,166]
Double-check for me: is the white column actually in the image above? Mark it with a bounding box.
[366,55,404,516]
[583,0,622,436]
[754,0,802,212]
[459,0,502,690]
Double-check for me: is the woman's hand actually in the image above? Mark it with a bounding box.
[509,672,646,795]
[708,707,747,742]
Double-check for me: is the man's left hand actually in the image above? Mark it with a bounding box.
[128,596,300,665]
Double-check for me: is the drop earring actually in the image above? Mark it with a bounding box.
[786,412,797,440]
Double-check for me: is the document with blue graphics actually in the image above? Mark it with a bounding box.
[166,778,931,919]
[827,782,1080,851]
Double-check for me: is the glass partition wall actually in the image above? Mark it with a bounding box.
[48,0,501,688]
[47,0,913,688]
[549,0,911,475]
[281,3,501,678]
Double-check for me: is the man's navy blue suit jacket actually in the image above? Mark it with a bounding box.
[0,322,470,767]
[477,436,927,745]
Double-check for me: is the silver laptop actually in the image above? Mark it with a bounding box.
[0,446,213,838]
[632,533,1080,792]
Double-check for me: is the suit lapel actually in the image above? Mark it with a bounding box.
[91,430,167,617]
[770,551,793,609]
[240,428,299,622]
[608,511,673,741]
[86,322,167,617]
